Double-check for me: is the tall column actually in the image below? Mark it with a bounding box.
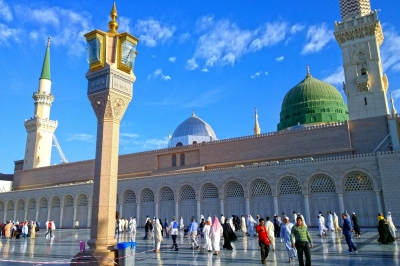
[175,201,179,219]
[87,206,92,228]
[245,197,250,215]
[59,207,64,228]
[35,209,39,222]
[47,208,51,222]
[375,190,383,213]
[338,193,345,215]
[273,196,278,216]
[219,199,224,216]
[13,210,16,222]
[197,200,201,221]
[73,205,77,227]
[136,203,140,228]
[155,202,159,218]
[303,194,311,227]
[24,207,28,221]
[119,204,123,218]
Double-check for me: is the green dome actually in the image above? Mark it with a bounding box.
[277,72,349,131]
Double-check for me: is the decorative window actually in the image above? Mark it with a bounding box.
[180,153,185,166]
[310,176,335,193]
[52,197,60,208]
[160,187,174,201]
[7,201,14,211]
[0,202,3,211]
[311,116,316,122]
[251,180,272,196]
[79,195,88,206]
[226,182,244,198]
[279,178,302,194]
[176,142,183,147]
[181,185,195,200]
[172,154,176,167]
[193,141,197,145]
[40,198,48,209]
[142,189,154,202]
[18,200,25,210]
[202,184,219,199]
[29,200,36,209]
[345,172,373,191]
[124,190,136,203]
[65,195,74,207]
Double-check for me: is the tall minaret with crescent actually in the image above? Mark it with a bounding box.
[334,0,389,120]
[23,37,58,170]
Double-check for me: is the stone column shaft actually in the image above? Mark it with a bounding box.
[197,200,201,221]
[338,193,345,215]
[35,209,39,222]
[375,191,383,213]
[155,202,159,218]
[219,199,224,216]
[175,201,179,220]
[273,196,278,216]
[47,208,51,222]
[59,207,64,228]
[303,195,311,227]
[245,198,250,215]
[136,203,140,228]
[87,206,92,228]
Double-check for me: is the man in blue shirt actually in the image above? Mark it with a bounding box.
[342,213,357,253]
[188,216,199,250]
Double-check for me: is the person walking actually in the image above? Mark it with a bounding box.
[22,222,28,239]
[377,213,395,244]
[351,213,360,237]
[179,217,184,231]
[222,219,236,250]
[273,215,281,238]
[164,218,169,238]
[327,212,335,231]
[247,215,257,236]
[342,213,357,253]
[30,222,36,239]
[241,215,247,234]
[265,217,276,252]
[144,219,152,240]
[291,216,313,266]
[154,219,163,253]
[317,215,327,237]
[256,218,270,265]
[211,216,223,255]
[168,216,179,251]
[4,221,12,241]
[220,214,225,225]
[280,216,296,263]
[74,220,79,230]
[202,219,212,252]
[45,220,53,238]
[333,212,342,232]
[188,217,199,250]
[293,211,297,224]
[387,212,397,239]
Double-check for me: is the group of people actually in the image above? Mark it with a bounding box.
[0,220,39,241]
[115,217,137,234]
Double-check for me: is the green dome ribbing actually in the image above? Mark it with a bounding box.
[40,39,51,80]
[277,74,349,130]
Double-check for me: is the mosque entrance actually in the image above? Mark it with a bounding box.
[159,187,174,223]
[224,182,245,218]
[250,179,274,218]
[278,178,304,220]
[201,184,219,218]
[123,190,137,219]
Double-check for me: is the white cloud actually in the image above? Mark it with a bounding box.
[148,68,171,81]
[186,58,198,70]
[29,31,38,40]
[392,89,400,101]
[0,0,13,22]
[250,22,289,51]
[291,24,306,34]
[179,32,190,43]
[323,67,344,85]
[118,16,131,33]
[135,19,175,47]
[381,27,400,72]
[120,136,169,150]
[265,71,269,75]
[120,133,139,138]
[276,56,284,62]
[301,24,333,54]
[196,15,214,31]
[169,57,176,63]
[251,71,262,79]
[67,133,94,142]
[0,23,20,44]
[152,55,156,58]
[201,68,209,72]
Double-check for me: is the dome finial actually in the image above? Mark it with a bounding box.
[306,65,312,78]
[108,2,119,34]
[254,107,261,135]
[390,92,397,116]
[192,109,195,117]
[47,36,51,47]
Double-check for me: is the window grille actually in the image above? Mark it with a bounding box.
[40,198,48,209]
[181,185,195,200]
[29,200,36,209]
[180,153,185,166]
[79,195,88,206]
[202,184,219,199]
[310,176,335,193]
[7,201,14,210]
[124,190,136,203]
[345,172,373,191]
[226,182,244,198]
[160,188,174,201]
[172,154,176,167]
[65,196,74,207]
[52,197,60,208]
[251,180,272,196]
[280,178,302,194]
[142,189,154,202]
[0,202,4,211]
[18,200,25,210]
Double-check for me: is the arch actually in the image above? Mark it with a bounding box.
[7,200,14,211]
[224,181,245,217]
[51,196,61,208]
[62,195,74,228]
[17,199,25,210]
[64,195,74,207]
[141,188,155,223]
[16,199,25,221]
[179,185,196,225]
[180,153,185,166]
[309,174,338,227]
[201,183,219,200]
[176,142,183,147]
[172,154,177,167]
[278,177,304,220]
[180,185,195,201]
[5,200,14,222]
[122,189,136,220]
[141,188,155,203]
[250,179,273,218]
[28,198,36,209]
[279,177,302,195]
[27,198,37,222]
[159,187,175,223]
[38,197,49,226]
[160,187,174,202]
[201,183,219,218]
[0,201,4,212]
[76,194,89,228]
[343,171,377,226]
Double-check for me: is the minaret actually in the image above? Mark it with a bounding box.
[23,37,58,170]
[334,0,389,120]
[390,92,397,117]
[83,3,138,262]
[254,108,261,135]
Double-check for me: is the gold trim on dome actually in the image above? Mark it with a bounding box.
[84,30,107,72]
[117,32,139,74]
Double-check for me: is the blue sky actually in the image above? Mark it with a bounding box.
[1,0,400,174]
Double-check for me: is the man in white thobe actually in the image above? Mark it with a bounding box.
[247,215,256,236]
[318,215,327,236]
[280,216,296,262]
[293,211,297,224]
[327,212,334,231]
[266,216,276,251]
[220,214,225,225]
[241,215,247,234]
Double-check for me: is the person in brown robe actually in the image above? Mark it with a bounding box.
[4,221,13,240]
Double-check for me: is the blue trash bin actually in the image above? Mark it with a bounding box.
[117,242,136,266]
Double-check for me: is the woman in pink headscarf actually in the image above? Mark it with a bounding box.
[210,216,223,255]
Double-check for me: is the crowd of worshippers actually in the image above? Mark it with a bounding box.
[0,220,39,240]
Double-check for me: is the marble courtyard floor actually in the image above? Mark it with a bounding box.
[0,228,398,265]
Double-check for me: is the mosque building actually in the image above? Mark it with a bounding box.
[1,0,400,229]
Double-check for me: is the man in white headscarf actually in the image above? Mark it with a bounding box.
[317,214,327,237]
[179,217,184,230]
[327,212,335,231]
[387,211,397,239]
[241,215,247,234]
[247,215,257,236]
[229,217,235,231]
[265,217,276,251]
[280,216,296,262]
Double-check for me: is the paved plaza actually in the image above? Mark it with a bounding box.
[0,228,398,265]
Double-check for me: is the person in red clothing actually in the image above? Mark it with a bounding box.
[256,218,270,264]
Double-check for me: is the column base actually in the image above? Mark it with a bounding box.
[71,246,117,266]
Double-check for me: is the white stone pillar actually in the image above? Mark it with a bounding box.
[220,199,224,216]
[13,210,16,222]
[197,200,201,221]
[155,202,159,218]
[245,197,250,215]
[119,204,123,218]
[136,203,140,228]
[273,196,278,216]
[338,193,344,215]
[73,206,77,228]
[87,206,92,228]
[24,208,28,221]
[59,207,63,228]
[303,194,311,227]
[35,209,39,222]
[47,208,51,222]
[175,201,179,220]
[375,191,383,213]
